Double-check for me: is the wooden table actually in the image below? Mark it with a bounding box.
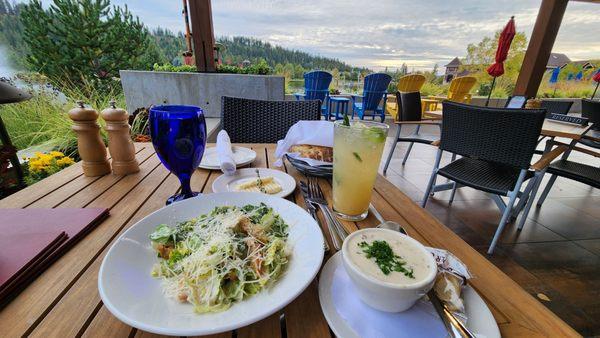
[0,143,579,337]
[423,110,592,140]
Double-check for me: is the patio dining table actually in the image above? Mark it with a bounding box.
[423,109,592,140]
[0,143,580,337]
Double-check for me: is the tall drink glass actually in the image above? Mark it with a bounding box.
[149,105,206,205]
[332,120,389,221]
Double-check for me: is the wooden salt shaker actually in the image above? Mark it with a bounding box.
[68,101,111,177]
[101,101,140,175]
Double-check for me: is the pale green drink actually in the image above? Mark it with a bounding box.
[332,120,389,221]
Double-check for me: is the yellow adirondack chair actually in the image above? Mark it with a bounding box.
[385,74,426,120]
[422,76,477,113]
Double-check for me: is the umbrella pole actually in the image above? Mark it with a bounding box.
[592,82,599,100]
[485,77,496,107]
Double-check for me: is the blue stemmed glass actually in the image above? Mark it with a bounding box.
[149,105,206,205]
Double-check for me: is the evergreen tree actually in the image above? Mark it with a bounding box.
[20,0,160,93]
[400,63,408,75]
[0,0,28,68]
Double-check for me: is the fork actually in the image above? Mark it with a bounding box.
[302,181,342,250]
[299,181,330,252]
[306,177,348,248]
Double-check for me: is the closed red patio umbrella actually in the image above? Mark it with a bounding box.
[592,69,600,99]
[485,16,516,106]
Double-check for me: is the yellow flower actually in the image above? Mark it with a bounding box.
[29,161,44,173]
[39,155,52,166]
[56,157,74,167]
[50,151,65,158]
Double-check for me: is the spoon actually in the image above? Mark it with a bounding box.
[377,220,408,235]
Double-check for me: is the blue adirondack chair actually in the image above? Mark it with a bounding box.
[294,70,333,118]
[351,73,392,122]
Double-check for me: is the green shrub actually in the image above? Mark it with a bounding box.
[420,82,446,97]
[152,59,272,75]
[153,63,197,72]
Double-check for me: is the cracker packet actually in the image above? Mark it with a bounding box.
[427,248,473,322]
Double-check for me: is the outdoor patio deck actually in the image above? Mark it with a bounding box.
[379,124,600,336]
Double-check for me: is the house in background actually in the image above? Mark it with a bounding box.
[546,53,571,69]
[444,57,461,83]
[571,60,596,70]
[443,57,472,84]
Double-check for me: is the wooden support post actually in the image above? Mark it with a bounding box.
[188,0,216,72]
[513,0,568,98]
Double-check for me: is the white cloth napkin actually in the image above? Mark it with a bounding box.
[274,120,334,166]
[216,130,236,175]
[332,263,447,338]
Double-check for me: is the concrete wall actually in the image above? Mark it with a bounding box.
[120,70,285,117]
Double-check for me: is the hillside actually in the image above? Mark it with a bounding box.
[217,36,365,73]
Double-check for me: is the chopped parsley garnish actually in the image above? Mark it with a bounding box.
[255,169,267,193]
[358,240,415,278]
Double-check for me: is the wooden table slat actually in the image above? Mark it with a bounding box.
[32,172,178,338]
[0,144,148,209]
[27,146,157,209]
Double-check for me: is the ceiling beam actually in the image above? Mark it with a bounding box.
[513,0,568,97]
[188,0,216,72]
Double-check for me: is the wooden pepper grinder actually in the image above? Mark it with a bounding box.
[101,100,140,175]
[68,101,111,176]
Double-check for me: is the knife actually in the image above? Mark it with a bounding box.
[428,290,475,338]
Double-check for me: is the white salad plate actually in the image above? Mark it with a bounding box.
[98,192,324,336]
[212,168,297,198]
[198,146,256,170]
[318,252,501,338]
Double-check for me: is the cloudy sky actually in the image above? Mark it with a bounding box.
[37,0,600,71]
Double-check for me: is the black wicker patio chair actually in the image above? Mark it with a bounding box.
[540,99,573,116]
[536,140,600,207]
[221,96,321,143]
[536,102,600,206]
[421,102,567,254]
[382,91,441,174]
[580,99,600,148]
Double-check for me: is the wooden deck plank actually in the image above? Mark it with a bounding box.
[0,151,167,337]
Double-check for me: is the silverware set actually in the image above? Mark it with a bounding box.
[300,177,348,251]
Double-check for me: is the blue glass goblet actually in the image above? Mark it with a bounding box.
[149,105,207,205]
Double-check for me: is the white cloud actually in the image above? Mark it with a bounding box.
[37,0,600,70]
